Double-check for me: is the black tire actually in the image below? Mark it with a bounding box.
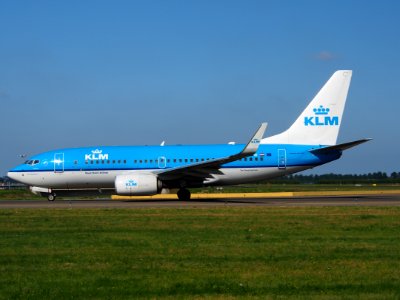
[177,188,191,201]
[47,193,56,201]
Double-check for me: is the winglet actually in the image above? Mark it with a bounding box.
[156,122,268,180]
[241,122,268,155]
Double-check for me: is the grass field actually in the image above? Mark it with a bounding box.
[0,189,42,200]
[1,207,400,299]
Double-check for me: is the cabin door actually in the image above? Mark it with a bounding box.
[278,149,286,169]
[54,153,64,173]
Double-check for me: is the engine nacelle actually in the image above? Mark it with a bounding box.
[30,186,51,196]
[114,173,161,196]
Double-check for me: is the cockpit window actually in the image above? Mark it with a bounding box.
[24,160,40,166]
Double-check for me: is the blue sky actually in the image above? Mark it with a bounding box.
[1,1,399,175]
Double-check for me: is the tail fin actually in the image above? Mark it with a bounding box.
[262,70,352,145]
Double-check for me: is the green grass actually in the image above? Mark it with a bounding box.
[1,207,400,299]
[0,189,42,200]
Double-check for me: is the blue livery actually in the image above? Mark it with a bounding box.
[8,71,371,201]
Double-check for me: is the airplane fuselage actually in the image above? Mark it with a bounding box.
[8,143,341,191]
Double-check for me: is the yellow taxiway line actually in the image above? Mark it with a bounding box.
[112,190,400,200]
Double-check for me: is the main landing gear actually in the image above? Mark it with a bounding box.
[47,193,56,201]
[177,188,191,201]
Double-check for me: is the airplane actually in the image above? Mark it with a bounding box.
[7,70,371,201]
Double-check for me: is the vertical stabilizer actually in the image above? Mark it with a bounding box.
[262,70,352,146]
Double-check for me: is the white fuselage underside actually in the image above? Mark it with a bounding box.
[13,166,310,191]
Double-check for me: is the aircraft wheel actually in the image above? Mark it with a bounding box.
[47,193,56,201]
[177,188,191,201]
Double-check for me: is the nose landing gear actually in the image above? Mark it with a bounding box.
[47,193,56,201]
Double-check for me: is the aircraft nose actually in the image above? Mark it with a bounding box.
[7,171,17,181]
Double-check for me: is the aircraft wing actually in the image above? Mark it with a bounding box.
[309,138,372,154]
[155,123,267,182]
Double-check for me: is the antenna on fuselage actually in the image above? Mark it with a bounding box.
[160,141,165,146]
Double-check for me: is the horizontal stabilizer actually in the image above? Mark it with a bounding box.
[310,138,372,154]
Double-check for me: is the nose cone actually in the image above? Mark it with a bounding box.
[7,171,19,182]
[7,164,26,184]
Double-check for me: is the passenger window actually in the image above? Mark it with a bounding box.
[124,160,127,164]
[249,158,253,161]
[184,159,188,162]
[179,159,182,163]
[118,160,121,163]
[74,160,78,164]
[91,161,94,164]
[190,159,193,162]
[113,160,116,164]
[173,159,177,163]
[85,160,88,164]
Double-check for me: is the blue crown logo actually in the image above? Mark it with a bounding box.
[313,105,330,115]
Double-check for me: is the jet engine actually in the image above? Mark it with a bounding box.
[115,173,162,196]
